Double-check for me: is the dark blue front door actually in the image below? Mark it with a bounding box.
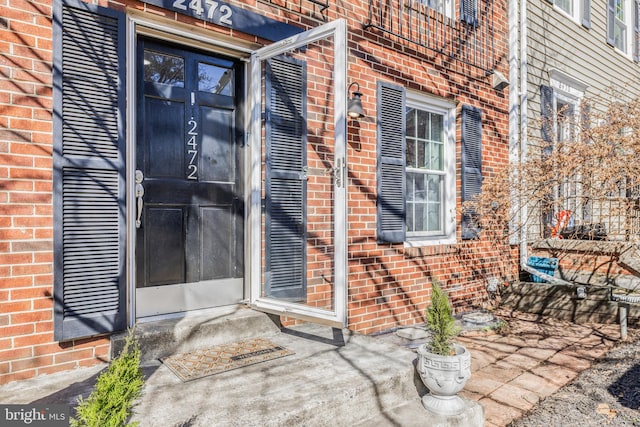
[135,39,244,316]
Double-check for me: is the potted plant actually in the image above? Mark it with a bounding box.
[416,282,471,416]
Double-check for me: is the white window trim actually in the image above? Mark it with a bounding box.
[404,92,456,247]
[553,0,581,25]
[612,0,634,58]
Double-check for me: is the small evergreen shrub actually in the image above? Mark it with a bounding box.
[426,282,461,356]
[71,329,144,427]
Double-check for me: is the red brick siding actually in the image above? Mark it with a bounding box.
[1,0,516,383]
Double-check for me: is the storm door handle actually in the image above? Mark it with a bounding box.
[135,170,144,229]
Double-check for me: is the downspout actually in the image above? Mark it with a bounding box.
[518,0,529,271]
[512,0,576,287]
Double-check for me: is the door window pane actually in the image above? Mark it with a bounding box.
[198,63,234,95]
[144,50,185,87]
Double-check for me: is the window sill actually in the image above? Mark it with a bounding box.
[404,235,456,248]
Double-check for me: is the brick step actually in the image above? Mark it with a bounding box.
[500,282,640,325]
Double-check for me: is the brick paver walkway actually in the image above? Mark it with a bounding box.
[458,310,621,427]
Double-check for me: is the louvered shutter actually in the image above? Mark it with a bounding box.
[460,0,479,27]
[461,105,482,240]
[582,0,591,29]
[53,0,126,341]
[607,0,616,46]
[377,81,406,243]
[540,85,554,150]
[264,56,307,301]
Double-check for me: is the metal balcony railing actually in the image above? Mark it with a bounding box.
[363,0,497,73]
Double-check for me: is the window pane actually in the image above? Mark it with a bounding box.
[615,20,627,51]
[417,110,428,139]
[428,141,443,171]
[427,203,441,231]
[554,0,572,15]
[427,174,442,231]
[415,173,426,201]
[407,138,417,168]
[430,113,444,142]
[406,108,416,137]
[414,204,425,232]
[144,50,184,87]
[407,172,416,200]
[417,139,426,168]
[428,173,442,201]
[198,63,234,95]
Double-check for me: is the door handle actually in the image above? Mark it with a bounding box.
[135,170,144,229]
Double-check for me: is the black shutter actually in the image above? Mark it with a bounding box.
[607,0,616,46]
[264,56,307,301]
[377,81,406,243]
[460,0,479,27]
[540,85,554,149]
[461,105,482,240]
[582,0,591,29]
[53,0,126,341]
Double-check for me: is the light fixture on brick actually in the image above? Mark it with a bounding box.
[347,82,365,119]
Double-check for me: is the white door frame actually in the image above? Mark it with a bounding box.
[125,14,347,327]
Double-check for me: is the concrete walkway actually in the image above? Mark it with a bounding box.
[0,308,626,427]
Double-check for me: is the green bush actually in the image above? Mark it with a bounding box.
[426,282,461,356]
[71,330,144,427]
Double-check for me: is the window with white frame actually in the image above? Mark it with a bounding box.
[554,0,575,16]
[607,0,640,58]
[420,0,455,20]
[405,94,457,242]
[550,0,592,28]
[376,82,459,245]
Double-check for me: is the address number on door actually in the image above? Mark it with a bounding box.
[172,0,232,24]
[187,118,198,180]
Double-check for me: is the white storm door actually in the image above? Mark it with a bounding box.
[249,19,347,327]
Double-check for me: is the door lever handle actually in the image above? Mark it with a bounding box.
[135,170,144,229]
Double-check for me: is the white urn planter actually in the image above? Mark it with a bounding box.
[416,342,472,416]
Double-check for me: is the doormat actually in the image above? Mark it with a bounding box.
[161,337,294,382]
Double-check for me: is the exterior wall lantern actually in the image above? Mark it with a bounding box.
[347,82,365,119]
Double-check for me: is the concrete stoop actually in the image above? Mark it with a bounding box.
[0,306,424,426]
[111,305,282,363]
[355,397,484,427]
[105,306,420,426]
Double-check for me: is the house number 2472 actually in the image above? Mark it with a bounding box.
[172,0,233,24]
[187,118,198,180]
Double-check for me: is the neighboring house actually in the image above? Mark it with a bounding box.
[0,0,511,383]
[511,0,640,284]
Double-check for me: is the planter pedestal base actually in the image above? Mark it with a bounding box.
[422,396,484,427]
[421,394,466,416]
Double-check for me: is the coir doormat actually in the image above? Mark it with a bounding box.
[161,337,294,382]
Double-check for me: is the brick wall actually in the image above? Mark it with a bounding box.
[341,0,516,334]
[0,0,115,384]
[0,0,516,383]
